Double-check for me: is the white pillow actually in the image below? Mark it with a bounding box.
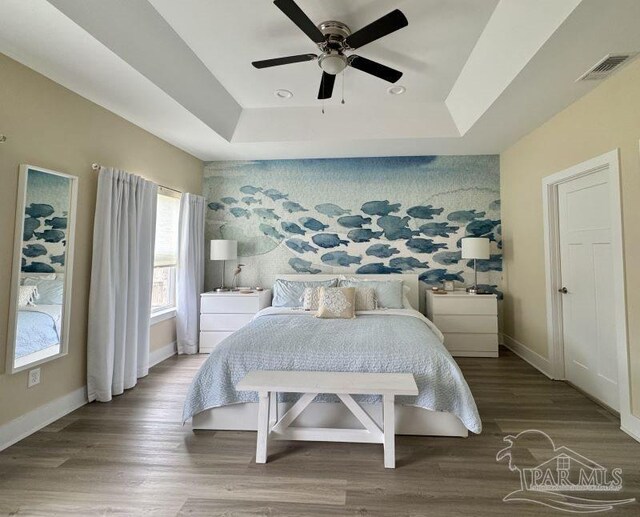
[302,287,321,311]
[304,286,376,311]
[21,272,56,284]
[18,285,38,306]
[402,284,414,310]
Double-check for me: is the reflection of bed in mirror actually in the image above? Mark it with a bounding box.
[16,305,62,367]
[15,273,66,368]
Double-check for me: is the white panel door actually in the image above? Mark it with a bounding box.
[558,169,618,410]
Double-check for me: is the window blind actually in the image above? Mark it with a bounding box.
[154,193,180,267]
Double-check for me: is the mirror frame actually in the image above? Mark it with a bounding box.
[6,164,78,374]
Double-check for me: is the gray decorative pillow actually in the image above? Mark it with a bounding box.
[316,287,356,319]
[272,278,338,307]
[339,278,403,309]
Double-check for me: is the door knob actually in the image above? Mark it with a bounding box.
[558,287,568,294]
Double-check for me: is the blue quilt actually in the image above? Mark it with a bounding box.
[183,309,482,433]
[16,310,60,358]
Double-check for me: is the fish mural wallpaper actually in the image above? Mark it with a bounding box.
[21,170,71,274]
[203,156,502,304]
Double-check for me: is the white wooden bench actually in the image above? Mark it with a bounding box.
[236,370,419,468]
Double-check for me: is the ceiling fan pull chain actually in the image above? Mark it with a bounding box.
[322,98,325,115]
[341,70,346,105]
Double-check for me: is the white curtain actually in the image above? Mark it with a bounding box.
[87,167,157,402]
[176,193,205,354]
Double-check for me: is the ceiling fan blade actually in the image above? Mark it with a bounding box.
[252,54,317,69]
[318,72,336,100]
[345,9,408,50]
[274,0,325,44]
[348,55,403,83]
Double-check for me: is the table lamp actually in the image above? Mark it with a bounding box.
[210,240,237,292]
[461,237,490,294]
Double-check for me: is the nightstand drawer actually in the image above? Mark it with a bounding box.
[433,315,497,334]
[430,297,496,316]
[201,296,260,314]
[200,313,253,331]
[443,333,499,353]
[199,331,234,353]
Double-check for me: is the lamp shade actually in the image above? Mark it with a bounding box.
[461,237,490,260]
[210,240,237,261]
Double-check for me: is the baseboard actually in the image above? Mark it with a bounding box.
[502,333,554,379]
[621,412,640,443]
[0,385,87,452]
[149,340,177,368]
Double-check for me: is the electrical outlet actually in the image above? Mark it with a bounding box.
[28,368,41,388]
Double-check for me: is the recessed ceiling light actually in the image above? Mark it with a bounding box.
[274,89,293,99]
[387,85,406,95]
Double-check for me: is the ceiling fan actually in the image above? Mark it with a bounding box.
[252,0,409,100]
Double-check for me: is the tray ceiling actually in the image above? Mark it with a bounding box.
[1,0,640,160]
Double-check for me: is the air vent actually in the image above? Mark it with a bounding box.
[578,54,637,81]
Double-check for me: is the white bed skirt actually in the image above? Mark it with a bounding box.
[192,402,468,437]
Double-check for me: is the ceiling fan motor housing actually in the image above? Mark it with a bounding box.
[318,20,351,41]
[317,21,350,75]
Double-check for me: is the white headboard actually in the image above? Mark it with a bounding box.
[275,274,420,310]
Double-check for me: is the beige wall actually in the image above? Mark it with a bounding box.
[0,53,202,426]
[150,318,177,352]
[501,58,640,415]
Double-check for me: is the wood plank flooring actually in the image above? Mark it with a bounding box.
[1,348,638,516]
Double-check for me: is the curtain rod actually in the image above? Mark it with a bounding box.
[91,163,182,194]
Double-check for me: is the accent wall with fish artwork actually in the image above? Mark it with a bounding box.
[21,169,71,273]
[203,155,501,304]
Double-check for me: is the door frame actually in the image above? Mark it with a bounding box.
[542,149,632,428]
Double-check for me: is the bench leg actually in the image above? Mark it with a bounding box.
[269,391,278,428]
[256,391,269,463]
[383,394,395,469]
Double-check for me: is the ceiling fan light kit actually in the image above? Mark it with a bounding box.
[319,53,347,75]
[252,0,408,101]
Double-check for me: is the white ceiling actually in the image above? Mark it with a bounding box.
[1,0,640,161]
[148,0,498,108]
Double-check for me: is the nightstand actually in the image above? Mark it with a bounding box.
[199,290,271,354]
[426,290,498,357]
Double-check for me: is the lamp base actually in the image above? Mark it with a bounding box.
[466,286,491,295]
[215,287,231,292]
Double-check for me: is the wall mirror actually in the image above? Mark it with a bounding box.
[6,165,78,373]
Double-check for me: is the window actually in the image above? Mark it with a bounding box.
[152,192,180,314]
[557,456,570,471]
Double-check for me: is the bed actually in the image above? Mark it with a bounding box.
[184,274,481,437]
[16,304,62,358]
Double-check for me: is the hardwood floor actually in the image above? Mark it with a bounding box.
[1,349,638,516]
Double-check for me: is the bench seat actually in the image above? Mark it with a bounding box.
[236,370,419,468]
